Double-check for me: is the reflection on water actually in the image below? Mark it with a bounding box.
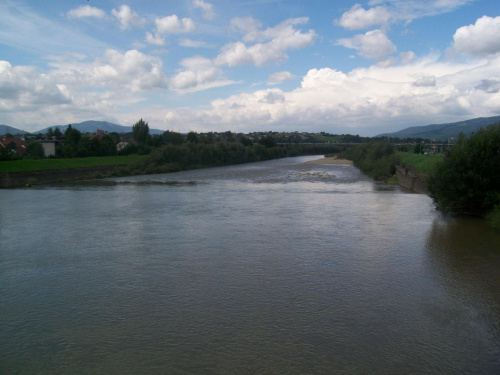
[426,216,500,351]
[1,156,499,374]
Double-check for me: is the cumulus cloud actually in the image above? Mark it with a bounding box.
[49,49,168,93]
[170,56,237,93]
[155,15,196,34]
[146,15,196,46]
[145,32,166,46]
[336,4,391,30]
[337,30,396,61]
[215,18,316,66]
[413,74,436,87]
[159,55,500,135]
[475,79,500,93]
[0,60,71,111]
[112,5,146,30]
[452,16,500,57]
[268,71,296,85]
[67,5,106,19]
[193,0,216,20]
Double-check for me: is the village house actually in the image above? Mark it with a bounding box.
[0,137,27,156]
[116,138,138,151]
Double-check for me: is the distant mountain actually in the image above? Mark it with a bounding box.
[377,115,500,140]
[34,120,164,135]
[0,125,27,135]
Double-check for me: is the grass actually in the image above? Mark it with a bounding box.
[0,155,147,173]
[397,151,442,175]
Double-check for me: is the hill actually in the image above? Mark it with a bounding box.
[34,120,164,135]
[377,115,500,140]
[0,125,27,135]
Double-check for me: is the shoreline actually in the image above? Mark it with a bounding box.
[302,156,353,165]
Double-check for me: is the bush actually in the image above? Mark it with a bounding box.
[341,141,399,180]
[428,123,500,216]
[486,203,500,231]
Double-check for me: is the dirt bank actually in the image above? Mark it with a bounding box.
[301,156,354,165]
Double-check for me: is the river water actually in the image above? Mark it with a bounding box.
[1,156,499,374]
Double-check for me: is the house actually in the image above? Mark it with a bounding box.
[0,137,27,155]
[116,138,138,151]
[40,140,59,157]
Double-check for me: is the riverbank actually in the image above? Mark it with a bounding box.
[301,156,354,165]
[0,165,124,188]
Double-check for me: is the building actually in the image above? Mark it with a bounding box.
[116,138,138,151]
[0,137,27,156]
[40,140,58,157]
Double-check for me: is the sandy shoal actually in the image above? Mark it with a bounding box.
[301,156,353,165]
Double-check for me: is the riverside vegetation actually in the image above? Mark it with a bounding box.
[3,118,498,228]
[341,123,500,229]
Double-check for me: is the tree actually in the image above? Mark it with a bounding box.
[258,135,277,148]
[132,118,150,144]
[240,136,253,147]
[53,127,63,138]
[186,131,198,143]
[46,127,54,138]
[414,143,424,154]
[163,130,184,145]
[26,141,45,159]
[100,134,117,156]
[428,124,500,217]
[64,125,82,158]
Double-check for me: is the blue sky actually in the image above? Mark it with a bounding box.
[1,0,499,135]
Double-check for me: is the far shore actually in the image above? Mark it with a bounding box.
[302,156,353,165]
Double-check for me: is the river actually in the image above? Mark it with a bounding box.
[1,156,499,374]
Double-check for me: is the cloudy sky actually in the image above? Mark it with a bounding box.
[1,0,499,135]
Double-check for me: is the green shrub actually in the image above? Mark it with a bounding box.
[341,141,399,180]
[428,123,500,216]
[486,203,500,231]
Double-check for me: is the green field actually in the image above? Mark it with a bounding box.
[0,155,146,173]
[397,151,442,175]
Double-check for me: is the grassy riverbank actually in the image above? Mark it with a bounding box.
[0,155,147,173]
[397,152,441,175]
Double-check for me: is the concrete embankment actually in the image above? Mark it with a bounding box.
[0,165,122,188]
[395,165,428,194]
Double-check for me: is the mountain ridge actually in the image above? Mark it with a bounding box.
[377,115,500,140]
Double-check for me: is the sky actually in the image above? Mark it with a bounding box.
[0,0,499,136]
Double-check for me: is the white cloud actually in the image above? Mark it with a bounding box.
[336,4,391,30]
[49,49,168,93]
[268,71,296,85]
[0,61,71,112]
[111,5,146,30]
[179,38,212,48]
[159,55,500,135]
[367,0,475,23]
[146,32,166,46]
[0,50,170,130]
[400,51,416,64]
[147,15,196,46]
[452,16,500,57]
[337,30,396,61]
[193,0,216,20]
[475,79,500,94]
[67,5,106,19]
[170,56,237,93]
[215,18,316,66]
[155,15,196,34]
[0,2,108,56]
[413,74,436,87]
